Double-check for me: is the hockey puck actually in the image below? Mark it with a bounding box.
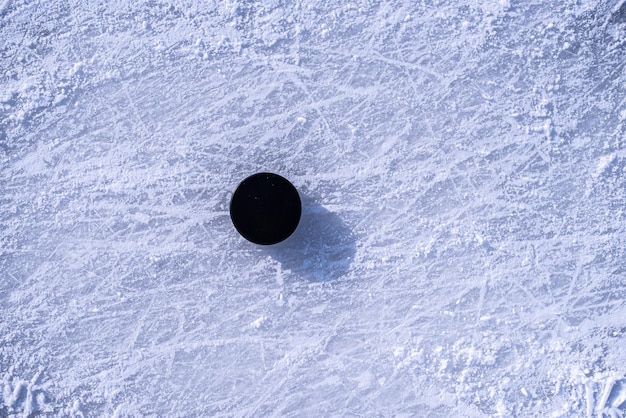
[230,172,301,245]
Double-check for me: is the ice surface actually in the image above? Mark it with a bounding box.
[1,0,626,416]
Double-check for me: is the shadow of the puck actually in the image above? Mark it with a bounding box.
[265,202,356,282]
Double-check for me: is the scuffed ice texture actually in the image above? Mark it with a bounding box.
[1,0,626,416]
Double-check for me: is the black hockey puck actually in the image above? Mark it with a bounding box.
[230,172,301,245]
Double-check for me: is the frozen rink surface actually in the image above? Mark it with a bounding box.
[2,0,626,416]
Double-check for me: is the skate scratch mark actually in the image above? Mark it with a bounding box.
[562,257,583,318]
[475,279,488,323]
[121,82,152,141]
[597,376,615,417]
[602,0,626,29]
[608,379,626,411]
[283,70,337,143]
[586,61,626,97]
[0,0,11,14]
[371,51,444,81]
[583,376,626,417]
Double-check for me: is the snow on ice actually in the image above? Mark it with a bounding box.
[1,0,626,416]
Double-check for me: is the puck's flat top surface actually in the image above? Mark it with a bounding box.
[230,172,301,245]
